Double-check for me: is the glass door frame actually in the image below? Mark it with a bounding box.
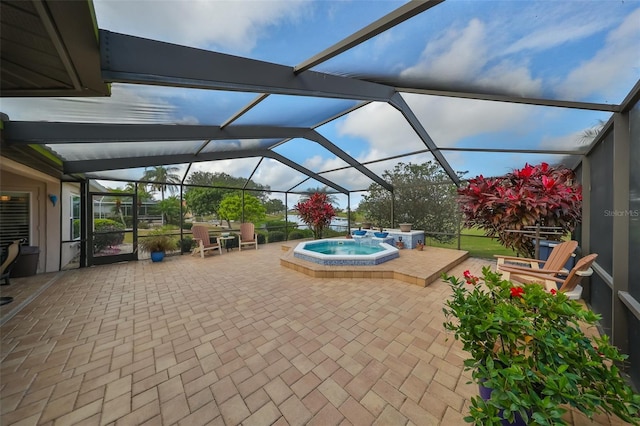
[88,190,138,266]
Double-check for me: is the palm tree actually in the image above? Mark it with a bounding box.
[299,186,339,205]
[142,166,181,201]
[578,120,606,145]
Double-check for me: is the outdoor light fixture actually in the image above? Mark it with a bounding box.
[49,194,58,206]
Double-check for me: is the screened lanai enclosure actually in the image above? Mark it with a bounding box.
[1,0,639,388]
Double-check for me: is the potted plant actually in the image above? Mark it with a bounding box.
[180,236,194,253]
[399,223,412,232]
[139,231,178,262]
[442,267,640,425]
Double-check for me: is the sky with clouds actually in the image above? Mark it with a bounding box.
[2,0,639,207]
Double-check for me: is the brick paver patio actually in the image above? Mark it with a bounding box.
[0,243,630,425]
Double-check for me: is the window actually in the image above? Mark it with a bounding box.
[71,194,81,240]
[0,192,30,250]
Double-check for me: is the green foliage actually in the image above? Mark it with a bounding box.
[299,187,339,205]
[359,161,462,243]
[267,230,286,243]
[184,187,226,217]
[218,193,266,224]
[287,230,310,240]
[457,162,582,257]
[186,171,271,202]
[442,268,640,425]
[142,166,181,200]
[157,196,182,225]
[256,232,267,245]
[263,220,297,231]
[264,198,286,214]
[138,229,178,253]
[93,219,125,253]
[180,236,194,253]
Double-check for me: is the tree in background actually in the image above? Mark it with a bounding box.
[184,187,227,220]
[218,193,266,228]
[457,162,582,257]
[299,186,339,205]
[123,182,153,202]
[264,198,286,215]
[142,166,181,201]
[156,196,182,226]
[295,192,336,239]
[186,171,270,202]
[358,161,462,242]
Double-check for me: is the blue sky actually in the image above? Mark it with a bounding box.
[1,0,638,206]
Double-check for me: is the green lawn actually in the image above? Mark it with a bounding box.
[427,228,517,259]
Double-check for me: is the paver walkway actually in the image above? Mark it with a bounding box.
[0,243,629,425]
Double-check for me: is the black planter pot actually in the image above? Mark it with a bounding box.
[478,383,531,426]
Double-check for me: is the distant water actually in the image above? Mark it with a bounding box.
[287,214,349,231]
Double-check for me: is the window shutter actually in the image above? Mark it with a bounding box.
[0,192,30,251]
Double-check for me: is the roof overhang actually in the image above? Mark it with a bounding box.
[0,0,109,97]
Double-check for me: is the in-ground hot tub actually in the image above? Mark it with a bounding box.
[293,238,399,266]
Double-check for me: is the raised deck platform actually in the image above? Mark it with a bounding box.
[280,241,469,287]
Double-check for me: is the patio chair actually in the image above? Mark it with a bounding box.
[238,222,258,251]
[1,240,22,306]
[191,225,222,258]
[1,240,22,286]
[500,253,598,299]
[495,240,578,278]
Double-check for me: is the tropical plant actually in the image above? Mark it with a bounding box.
[294,192,336,239]
[156,196,182,225]
[442,267,640,425]
[138,229,178,253]
[142,165,181,201]
[299,186,339,204]
[123,182,153,201]
[457,162,581,257]
[359,161,463,242]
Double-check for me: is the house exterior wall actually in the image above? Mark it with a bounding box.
[0,156,61,274]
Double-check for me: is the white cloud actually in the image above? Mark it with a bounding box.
[476,61,542,97]
[502,22,609,56]
[399,94,533,148]
[336,102,425,162]
[400,18,543,97]
[93,0,310,53]
[556,8,640,101]
[402,18,487,84]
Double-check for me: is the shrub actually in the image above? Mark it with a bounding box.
[180,237,194,253]
[267,230,286,243]
[257,233,267,245]
[138,229,178,253]
[457,162,581,257]
[93,219,125,252]
[294,193,336,239]
[287,230,308,240]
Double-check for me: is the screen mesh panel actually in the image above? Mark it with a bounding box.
[589,133,614,274]
[629,102,640,302]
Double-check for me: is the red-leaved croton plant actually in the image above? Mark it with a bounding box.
[457,162,582,257]
[294,192,336,239]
